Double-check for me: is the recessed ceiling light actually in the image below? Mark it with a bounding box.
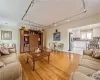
[84,9,86,12]
[67,20,70,22]
[5,23,8,24]
[54,24,57,26]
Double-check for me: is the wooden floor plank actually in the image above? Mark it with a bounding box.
[19,52,81,80]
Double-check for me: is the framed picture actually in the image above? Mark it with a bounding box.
[1,30,12,40]
[53,32,60,41]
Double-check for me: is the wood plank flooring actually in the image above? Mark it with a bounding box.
[19,52,81,80]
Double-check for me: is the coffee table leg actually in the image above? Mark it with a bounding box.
[33,61,35,71]
[27,56,29,63]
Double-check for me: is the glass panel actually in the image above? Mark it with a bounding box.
[81,30,93,40]
[81,32,87,39]
[87,32,92,39]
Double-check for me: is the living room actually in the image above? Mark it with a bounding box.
[0,0,100,80]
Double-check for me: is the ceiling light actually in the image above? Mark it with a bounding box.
[31,1,34,7]
[84,9,86,13]
[67,20,70,22]
[54,24,57,26]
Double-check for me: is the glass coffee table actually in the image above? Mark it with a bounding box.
[26,51,51,71]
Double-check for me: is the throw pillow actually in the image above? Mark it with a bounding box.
[0,44,3,47]
[92,49,100,59]
[3,43,9,48]
[8,43,15,48]
[0,47,9,55]
[0,61,5,68]
[92,70,100,80]
[83,50,93,56]
[9,48,16,53]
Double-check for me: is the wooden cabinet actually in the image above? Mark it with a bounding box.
[20,30,43,53]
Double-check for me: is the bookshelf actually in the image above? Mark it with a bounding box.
[20,29,43,53]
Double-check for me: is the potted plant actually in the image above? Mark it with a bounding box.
[20,26,25,30]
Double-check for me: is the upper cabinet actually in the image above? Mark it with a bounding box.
[93,28,100,37]
[73,30,80,38]
[72,27,100,39]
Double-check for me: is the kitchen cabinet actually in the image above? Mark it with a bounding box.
[72,41,87,55]
[93,28,100,37]
[73,30,80,38]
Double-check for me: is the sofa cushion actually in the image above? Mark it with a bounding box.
[3,43,15,48]
[9,48,16,53]
[0,61,5,68]
[83,50,93,56]
[0,53,18,64]
[76,65,96,76]
[71,72,95,80]
[79,59,100,71]
[82,55,100,63]
[0,62,22,80]
[0,43,3,47]
[92,70,100,80]
[0,47,9,55]
[92,49,100,59]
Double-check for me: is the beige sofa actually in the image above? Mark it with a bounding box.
[0,43,22,80]
[70,50,100,80]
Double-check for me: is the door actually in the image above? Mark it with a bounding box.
[29,34,39,51]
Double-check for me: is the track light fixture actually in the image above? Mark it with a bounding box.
[22,0,87,28]
[54,24,57,26]
[22,0,35,20]
[84,9,86,13]
[47,0,87,28]
[67,20,70,22]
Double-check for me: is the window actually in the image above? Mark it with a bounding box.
[81,29,93,40]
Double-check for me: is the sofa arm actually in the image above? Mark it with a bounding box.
[0,62,22,80]
[70,72,95,80]
[83,50,93,56]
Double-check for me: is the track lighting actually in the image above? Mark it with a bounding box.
[54,24,57,26]
[48,0,87,28]
[67,20,70,22]
[22,0,87,28]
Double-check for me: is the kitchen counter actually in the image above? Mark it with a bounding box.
[72,41,88,55]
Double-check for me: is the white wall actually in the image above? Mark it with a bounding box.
[45,14,100,53]
[45,26,69,52]
[0,26,20,53]
[0,25,46,54]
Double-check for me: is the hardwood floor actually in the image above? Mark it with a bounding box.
[19,52,81,80]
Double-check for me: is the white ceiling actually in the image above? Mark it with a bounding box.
[0,0,100,27]
[0,0,31,27]
[25,0,83,26]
